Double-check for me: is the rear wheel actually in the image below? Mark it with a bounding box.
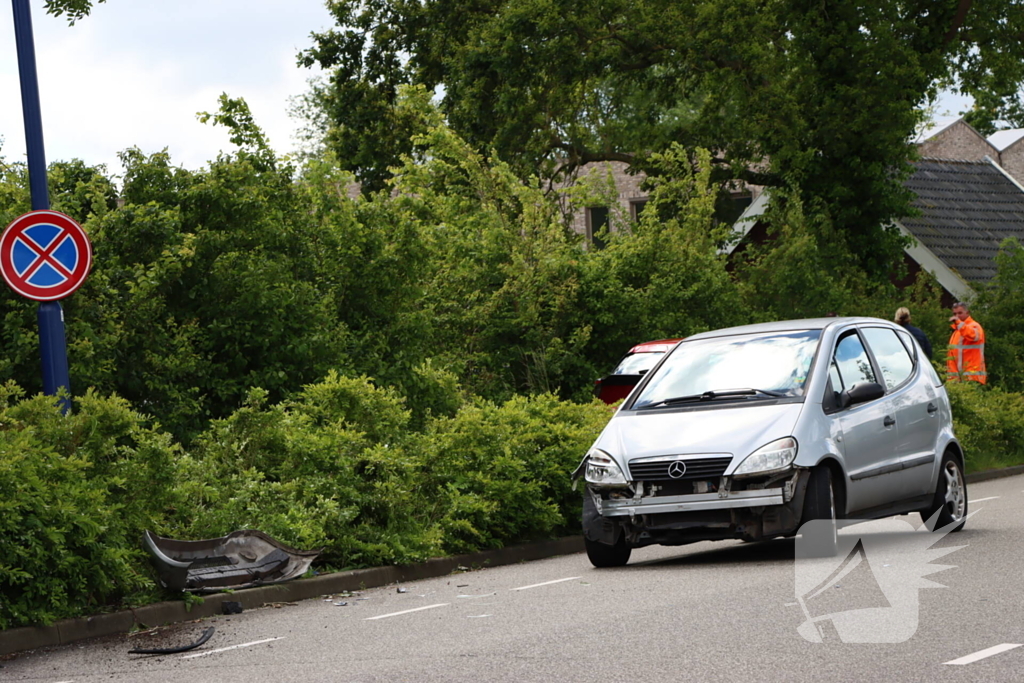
[584,535,632,568]
[800,465,837,557]
[920,453,967,532]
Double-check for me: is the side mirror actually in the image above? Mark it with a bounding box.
[638,369,649,376]
[841,381,885,408]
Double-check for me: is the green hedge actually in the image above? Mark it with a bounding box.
[0,375,610,628]
[0,384,177,629]
[947,381,1024,473]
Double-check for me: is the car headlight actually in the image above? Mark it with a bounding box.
[584,449,629,487]
[733,437,798,477]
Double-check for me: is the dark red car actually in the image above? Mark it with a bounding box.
[594,338,683,404]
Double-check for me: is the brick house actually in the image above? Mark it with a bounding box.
[989,129,1024,187]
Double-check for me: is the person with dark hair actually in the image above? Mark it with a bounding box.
[894,307,933,359]
[946,302,986,384]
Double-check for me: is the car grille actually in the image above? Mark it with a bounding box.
[628,456,733,482]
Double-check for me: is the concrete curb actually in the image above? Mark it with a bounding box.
[4,464,1022,658]
[0,535,584,658]
[965,463,1024,484]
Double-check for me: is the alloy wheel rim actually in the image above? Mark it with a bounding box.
[943,462,965,522]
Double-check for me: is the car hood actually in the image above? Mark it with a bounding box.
[594,402,805,471]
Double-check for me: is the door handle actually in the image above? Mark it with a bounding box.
[883,416,896,427]
[927,403,938,414]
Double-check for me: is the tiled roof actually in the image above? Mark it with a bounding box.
[901,159,1024,283]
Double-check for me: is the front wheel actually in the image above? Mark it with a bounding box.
[585,535,632,568]
[920,453,967,532]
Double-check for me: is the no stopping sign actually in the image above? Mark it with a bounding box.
[0,210,92,301]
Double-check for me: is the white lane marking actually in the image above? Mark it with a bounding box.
[968,496,1000,504]
[944,643,1022,665]
[364,603,449,620]
[457,593,496,599]
[511,576,580,591]
[181,637,284,659]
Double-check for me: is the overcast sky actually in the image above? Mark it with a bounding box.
[0,0,333,177]
[1,1,977,183]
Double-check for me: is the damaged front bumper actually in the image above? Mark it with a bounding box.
[583,469,812,548]
[596,487,785,516]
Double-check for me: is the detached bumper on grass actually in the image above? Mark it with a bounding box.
[143,529,320,592]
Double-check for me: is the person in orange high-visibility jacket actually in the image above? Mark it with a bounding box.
[946,302,986,384]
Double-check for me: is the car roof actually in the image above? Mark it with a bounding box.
[683,317,888,342]
[629,338,684,354]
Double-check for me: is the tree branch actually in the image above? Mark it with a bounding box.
[943,0,973,45]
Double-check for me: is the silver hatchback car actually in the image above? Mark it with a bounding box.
[573,317,968,567]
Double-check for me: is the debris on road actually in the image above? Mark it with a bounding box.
[221,601,243,615]
[128,627,215,655]
[143,529,320,592]
[397,586,408,593]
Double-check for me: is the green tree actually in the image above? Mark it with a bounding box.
[42,0,105,24]
[976,238,1024,391]
[301,0,1024,273]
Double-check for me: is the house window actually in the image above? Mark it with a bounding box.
[630,199,649,222]
[586,206,610,249]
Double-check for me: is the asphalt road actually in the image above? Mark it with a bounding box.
[3,474,1023,682]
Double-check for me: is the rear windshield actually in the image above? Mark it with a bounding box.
[632,330,821,408]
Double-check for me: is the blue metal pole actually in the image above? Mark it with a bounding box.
[12,0,72,412]
[12,0,49,209]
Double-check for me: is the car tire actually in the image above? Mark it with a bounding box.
[800,465,837,558]
[920,453,967,532]
[584,535,632,568]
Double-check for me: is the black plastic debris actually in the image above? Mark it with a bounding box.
[143,530,320,593]
[221,601,243,615]
[129,627,215,655]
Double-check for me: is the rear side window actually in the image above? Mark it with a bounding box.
[862,327,914,390]
[834,333,876,389]
[895,329,917,361]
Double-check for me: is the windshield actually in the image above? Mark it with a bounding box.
[613,352,665,375]
[631,330,821,409]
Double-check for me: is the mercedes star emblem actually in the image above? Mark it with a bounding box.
[667,461,687,479]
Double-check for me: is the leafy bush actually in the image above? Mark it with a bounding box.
[0,384,178,628]
[947,381,1024,472]
[170,374,610,568]
[976,238,1024,392]
[420,393,611,553]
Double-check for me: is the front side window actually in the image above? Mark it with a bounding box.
[632,330,820,409]
[862,327,914,390]
[833,333,877,389]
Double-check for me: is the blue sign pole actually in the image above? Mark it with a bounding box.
[12,0,72,412]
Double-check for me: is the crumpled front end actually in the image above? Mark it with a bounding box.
[581,463,812,548]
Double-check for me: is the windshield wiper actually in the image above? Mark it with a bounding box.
[638,388,786,409]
